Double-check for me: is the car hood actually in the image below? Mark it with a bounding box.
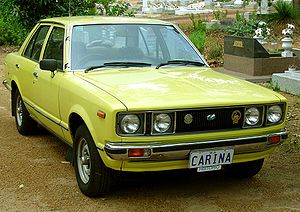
[75,67,282,110]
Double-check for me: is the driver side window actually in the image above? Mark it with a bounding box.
[43,27,64,70]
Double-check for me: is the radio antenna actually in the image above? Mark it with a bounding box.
[68,0,71,21]
[66,0,71,72]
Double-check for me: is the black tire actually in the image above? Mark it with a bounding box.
[223,159,264,178]
[74,124,112,197]
[14,89,37,135]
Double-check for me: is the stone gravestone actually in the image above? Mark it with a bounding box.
[260,0,269,14]
[142,0,150,12]
[204,0,213,6]
[234,0,243,7]
[223,35,300,76]
[272,48,300,95]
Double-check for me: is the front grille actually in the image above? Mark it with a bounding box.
[176,107,244,133]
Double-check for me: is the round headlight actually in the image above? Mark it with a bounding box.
[153,113,171,133]
[267,105,282,123]
[120,115,140,134]
[245,107,260,126]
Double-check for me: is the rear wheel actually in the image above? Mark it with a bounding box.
[14,90,37,135]
[223,159,264,178]
[74,124,112,197]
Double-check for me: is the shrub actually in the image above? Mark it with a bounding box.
[16,0,97,29]
[0,18,27,45]
[0,0,28,45]
[205,37,223,61]
[189,30,206,53]
[271,81,281,91]
[268,1,300,27]
[189,14,206,31]
[0,0,133,45]
[97,0,134,16]
[226,12,260,37]
[106,1,134,16]
[212,10,227,23]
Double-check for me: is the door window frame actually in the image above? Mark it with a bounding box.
[41,25,66,71]
[22,23,51,62]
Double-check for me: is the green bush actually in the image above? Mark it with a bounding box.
[268,1,300,26]
[0,0,133,45]
[0,0,98,45]
[188,14,207,53]
[226,12,260,37]
[0,18,27,45]
[205,37,223,61]
[189,30,206,53]
[106,1,134,16]
[189,14,207,31]
[16,0,97,29]
[0,0,28,45]
[212,10,227,23]
[271,81,281,91]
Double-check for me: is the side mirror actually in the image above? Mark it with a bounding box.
[40,59,57,72]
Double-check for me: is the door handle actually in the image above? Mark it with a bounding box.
[16,64,20,69]
[33,72,39,78]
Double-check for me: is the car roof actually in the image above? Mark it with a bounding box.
[40,16,172,26]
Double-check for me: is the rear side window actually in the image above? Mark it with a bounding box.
[23,26,50,61]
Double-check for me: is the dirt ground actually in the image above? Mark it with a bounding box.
[0,47,300,211]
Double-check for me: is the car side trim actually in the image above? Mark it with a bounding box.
[24,100,69,131]
[104,131,288,161]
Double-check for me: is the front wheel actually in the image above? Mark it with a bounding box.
[14,90,37,135]
[223,159,264,178]
[74,125,112,197]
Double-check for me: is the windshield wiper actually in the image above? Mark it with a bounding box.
[85,62,152,73]
[156,60,205,69]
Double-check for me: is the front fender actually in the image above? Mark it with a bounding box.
[67,104,123,170]
[68,104,98,145]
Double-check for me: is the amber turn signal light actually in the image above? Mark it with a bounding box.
[128,149,145,157]
[268,135,281,145]
[97,111,106,119]
[128,148,151,158]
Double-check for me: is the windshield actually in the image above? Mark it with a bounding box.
[71,24,204,70]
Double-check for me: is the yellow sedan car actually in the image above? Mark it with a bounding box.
[3,16,288,197]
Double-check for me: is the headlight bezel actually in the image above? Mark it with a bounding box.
[243,106,264,128]
[266,104,285,125]
[117,113,145,136]
[151,112,176,135]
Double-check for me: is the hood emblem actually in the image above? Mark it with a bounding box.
[184,114,193,124]
[231,110,242,124]
[207,114,216,121]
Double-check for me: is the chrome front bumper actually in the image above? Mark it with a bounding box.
[104,131,288,161]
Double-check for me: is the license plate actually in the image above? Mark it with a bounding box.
[189,149,234,172]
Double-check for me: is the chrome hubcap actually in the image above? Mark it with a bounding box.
[77,138,91,184]
[16,96,23,126]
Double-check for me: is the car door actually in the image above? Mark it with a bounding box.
[16,24,50,110]
[31,25,65,139]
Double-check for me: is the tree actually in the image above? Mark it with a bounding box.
[95,0,134,16]
[0,0,133,45]
[16,0,97,28]
[96,0,112,15]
